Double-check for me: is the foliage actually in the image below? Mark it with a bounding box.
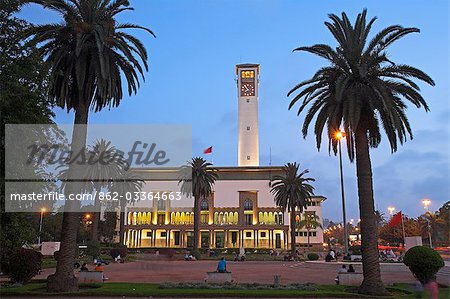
[271,163,315,213]
[4,248,43,284]
[271,162,315,254]
[179,157,218,249]
[0,0,55,253]
[86,240,101,259]
[307,253,319,261]
[100,212,118,244]
[403,246,444,284]
[179,157,218,199]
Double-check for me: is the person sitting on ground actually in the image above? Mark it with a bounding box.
[330,250,336,260]
[80,263,89,271]
[347,264,355,273]
[217,257,227,273]
[94,263,104,272]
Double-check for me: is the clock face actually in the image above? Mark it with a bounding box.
[241,82,255,96]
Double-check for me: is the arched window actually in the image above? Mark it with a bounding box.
[201,199,209,211]
[258,212,263,224]
[132,212,137,225]
[214,212,218,224]
[244,199,253,210]
[233,212,239,224]
[127,212,132,225]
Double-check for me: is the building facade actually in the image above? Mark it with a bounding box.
[122,64,326,249]
[124,167,325,249]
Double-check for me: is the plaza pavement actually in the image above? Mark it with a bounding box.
[35,260,416,285]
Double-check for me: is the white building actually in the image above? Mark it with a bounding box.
[123,64,325,249]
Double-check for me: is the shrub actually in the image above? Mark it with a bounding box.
[403,246,444,284]
[190,249,201,260]
[6,249,42,284]
[110,244,128,259]
[86,240,101,258]
[307,253,319,261]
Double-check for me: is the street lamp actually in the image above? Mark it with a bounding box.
[388,206,396,216]
[421,199,432,248]
[335,130,349,255]
[38,207,46,246]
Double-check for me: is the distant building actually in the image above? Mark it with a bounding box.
[122,64,326,249]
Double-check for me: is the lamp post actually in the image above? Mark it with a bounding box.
[421,199,432,248]
[335,131,348,254]
[38,207,46,246]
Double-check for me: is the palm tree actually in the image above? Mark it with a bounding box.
[271,163,315,255]
[85,139,126,241]
[24,0,154,292]
[287,10,434,295]
[179,157,218,249]
[110,170,143,245]
[297,213,322,249]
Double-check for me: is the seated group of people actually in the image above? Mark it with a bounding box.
[80,262,104,272]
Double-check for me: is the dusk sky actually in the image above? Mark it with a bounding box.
[19,0,449,221]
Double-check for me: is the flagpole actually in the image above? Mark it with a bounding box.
[401,212,406,247]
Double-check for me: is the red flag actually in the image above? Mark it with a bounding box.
[388,211,402,228]
[203,146,212,154]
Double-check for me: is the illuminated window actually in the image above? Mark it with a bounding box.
[241,70,254,79]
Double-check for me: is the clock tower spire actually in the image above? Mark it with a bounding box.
[236,64,259,167]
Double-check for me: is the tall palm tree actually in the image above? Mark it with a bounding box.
[287,10,434,295]
[85,139,126,241]
[297,213,322,249]
[24,0,154,292]
[110,170,143,245]
[271,163,315,255]
[179,157,218,249]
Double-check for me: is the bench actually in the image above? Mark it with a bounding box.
[338,272,363,286]
[78,271,105,283]
[436,266,449,287]
[205,272,232,284]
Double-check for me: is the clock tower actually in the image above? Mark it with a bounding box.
[236,64,259,166]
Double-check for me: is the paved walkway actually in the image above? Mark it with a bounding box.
[35,260,416,285]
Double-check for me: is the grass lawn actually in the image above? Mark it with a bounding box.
[2,281,448,298]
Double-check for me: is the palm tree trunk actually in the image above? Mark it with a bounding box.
[355,126,389,296]
[91,190,100,241]
[307,229,310,249]
[290,209,296,255]
[47,102,89,292]
[193,195,200,249]
[119,202,126,245]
